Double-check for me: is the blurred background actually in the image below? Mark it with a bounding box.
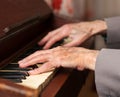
[44,0,120,20]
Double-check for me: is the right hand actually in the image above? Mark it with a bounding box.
[19,46,99,75]
[38,20,107,49]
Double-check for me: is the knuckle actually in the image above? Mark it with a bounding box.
[35,50,40,54]
[34,68,40,73]
[56,46,63,49]
[63,24,71,28]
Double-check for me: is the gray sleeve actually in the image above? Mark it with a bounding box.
[105,16,120,49]
[95,49,120,97]
[95,17,120,96]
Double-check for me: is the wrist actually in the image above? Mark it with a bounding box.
[85,50,99,71]
[91,20,107,35]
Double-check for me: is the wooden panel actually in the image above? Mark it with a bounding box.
[0,78,38,97]
[0,0,52,37]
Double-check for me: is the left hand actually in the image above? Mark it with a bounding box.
[38,20,107,49]
[18,46,99,75]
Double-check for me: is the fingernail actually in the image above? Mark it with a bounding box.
[18,60,24,64]
[28,70,33,75]
[43,46,47,50]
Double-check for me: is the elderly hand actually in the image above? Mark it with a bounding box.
[18,46,99,75]
[38,20,107,49]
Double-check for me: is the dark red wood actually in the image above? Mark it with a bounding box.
[0,78,38,97]
[40,68,72,97]
[0,1,94,97]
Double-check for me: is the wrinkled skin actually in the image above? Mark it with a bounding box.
[19,20,107,75]
[19,46,99,75]
[38,20,107,49]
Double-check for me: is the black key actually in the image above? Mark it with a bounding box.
[8,79,22,83]
[3,66,33,71]
[0,75,26,79]
[3,63,35,71]
[0,70,29,76]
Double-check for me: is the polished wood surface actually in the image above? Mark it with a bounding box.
[0,78,38,97]
[0,1,94,97]
[41,68,89,97]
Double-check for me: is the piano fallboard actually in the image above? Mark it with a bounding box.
[0,0,95,97]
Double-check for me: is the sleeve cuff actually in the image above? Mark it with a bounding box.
[105,16,120,48]
[95,48,120,96]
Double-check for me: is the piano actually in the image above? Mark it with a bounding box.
[0,0,96,97]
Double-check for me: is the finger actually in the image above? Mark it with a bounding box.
[28,62,56,75]
[18,49,51,63]
[38,28,61,45]
[18,52,50,68]
[38,32,53,45]
[43,27,70,49]
[20,55,49,68]
[43,33,67,49]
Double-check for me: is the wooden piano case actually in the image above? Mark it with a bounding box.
[0,0,94,97]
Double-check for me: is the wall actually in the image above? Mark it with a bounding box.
[88,0,120,20]
[44,0,120,20]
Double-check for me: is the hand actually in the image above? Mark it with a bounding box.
[18,46,99,75]
[38,20,107,49]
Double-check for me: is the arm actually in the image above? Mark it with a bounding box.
[106,16,120,48]
[19,19,107,74]
[18,19,107,74]
[19,46,99,74]
[95,49,120,97]
[38,20,107,49]
[19,17,120,96]
[95,16,120,96]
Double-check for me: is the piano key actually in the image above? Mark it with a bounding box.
[0,70,29,76]
[3,67,32,71]
[0,43,58,91]
[19,70,56,89]
[4,63,38,71]
[7,78,22,83]
[3,65,33,71]
[0,75,26,79]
